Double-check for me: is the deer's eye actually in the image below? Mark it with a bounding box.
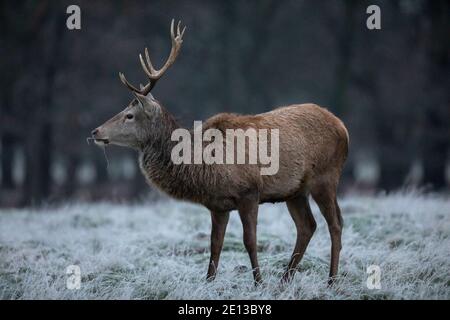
[126,114,134,120]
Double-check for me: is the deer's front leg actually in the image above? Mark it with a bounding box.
[206,211,230,281]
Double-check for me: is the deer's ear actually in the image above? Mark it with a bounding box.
[138,84,156,101]
[133,92,161,116]
[133,92,149,106]
[133,91,156,106]
[146,92,155,101]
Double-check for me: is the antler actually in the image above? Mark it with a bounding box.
[119,19,186,95]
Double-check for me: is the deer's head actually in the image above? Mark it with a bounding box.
[91,20,186,150]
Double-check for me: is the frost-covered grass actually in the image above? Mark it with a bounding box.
[0,191,449,300]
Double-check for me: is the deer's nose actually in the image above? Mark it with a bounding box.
[91,129,99,136]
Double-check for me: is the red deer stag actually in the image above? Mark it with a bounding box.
[91,20,349,285]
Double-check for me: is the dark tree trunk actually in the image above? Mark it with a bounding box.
[64,155,80,197]
[94,155,109,184]
[23,122,53,205]
[243,0,281,112]
[378,157,410,192]
[421,0,450,190]
[22,7,64,205]
[218,2,237,112]
[1,133,15,189]
[422,123,447,189]
[330,0,358,116]
[375,114,410,191]
[39,122,52,198]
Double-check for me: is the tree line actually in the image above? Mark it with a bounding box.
[0,0,448,206]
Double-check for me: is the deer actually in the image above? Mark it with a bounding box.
[91,20,349,286]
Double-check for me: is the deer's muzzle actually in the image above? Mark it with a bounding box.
[91,128,110,145]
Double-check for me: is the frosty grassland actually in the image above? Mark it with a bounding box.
[0,191,449,300]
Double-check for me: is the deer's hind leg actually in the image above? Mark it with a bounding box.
[311,179,343,286]
[282,194,317,283]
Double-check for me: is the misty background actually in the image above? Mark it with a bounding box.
[0,0,449,207]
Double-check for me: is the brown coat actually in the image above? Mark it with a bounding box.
[139,103,348,213]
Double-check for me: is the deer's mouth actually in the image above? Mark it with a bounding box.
[94,138,109,146]
[87,137,109,146]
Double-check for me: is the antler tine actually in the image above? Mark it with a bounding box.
[173,20,186,42]
[119,72,142,93]
[139,53,152,78]
[144,48,156,73]
[170,19,175,42]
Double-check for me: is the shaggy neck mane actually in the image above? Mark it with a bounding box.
[139,108,218,203]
